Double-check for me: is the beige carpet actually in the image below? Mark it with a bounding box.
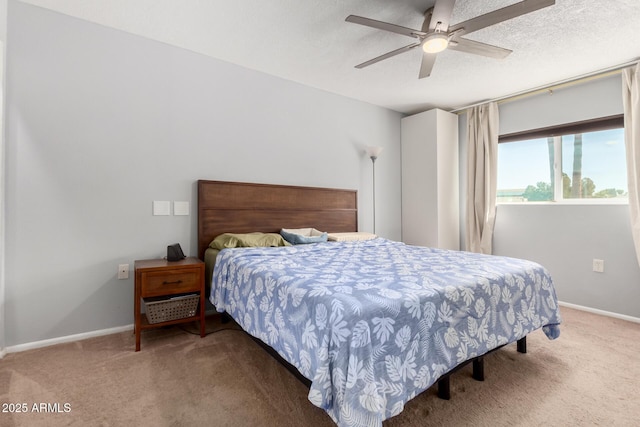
[1,306,639,427]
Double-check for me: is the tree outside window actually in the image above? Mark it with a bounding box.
[497,116,627,203]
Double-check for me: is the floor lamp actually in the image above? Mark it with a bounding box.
[366,146,383,234]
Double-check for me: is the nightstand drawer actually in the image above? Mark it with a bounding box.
[141,269,200,296]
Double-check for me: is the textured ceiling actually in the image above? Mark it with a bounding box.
[21,0,640,114]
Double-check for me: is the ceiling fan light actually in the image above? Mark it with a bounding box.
[422,33,449,53]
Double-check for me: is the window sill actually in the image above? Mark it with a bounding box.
[497,199,629,206]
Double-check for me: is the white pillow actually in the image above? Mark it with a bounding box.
[327,232,377,242]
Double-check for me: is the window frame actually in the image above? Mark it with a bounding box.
[497,114,627,205]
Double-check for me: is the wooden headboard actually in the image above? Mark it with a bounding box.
[197,180,358,260]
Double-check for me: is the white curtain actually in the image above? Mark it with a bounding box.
[622,64,640,267]
[466,102,499,254]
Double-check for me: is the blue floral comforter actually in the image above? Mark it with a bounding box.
[210,238,561,427]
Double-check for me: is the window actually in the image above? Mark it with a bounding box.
[497,115,627,203]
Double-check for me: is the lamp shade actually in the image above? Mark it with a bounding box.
[366,146,384,159]
[422,33,449,53]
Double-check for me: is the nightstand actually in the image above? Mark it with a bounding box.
[134,257,206,351]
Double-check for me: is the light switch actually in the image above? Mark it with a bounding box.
[153,201,171,216]
[174,201,190,216]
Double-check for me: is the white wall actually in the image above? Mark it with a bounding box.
[459,74,640,318]
[0,0,7,356]
[4,1,402,347]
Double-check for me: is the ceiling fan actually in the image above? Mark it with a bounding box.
[346,0,555,78]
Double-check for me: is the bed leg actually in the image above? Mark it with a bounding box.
[517,336,527,353]
[437,376,451,400]
[472,357,484,381]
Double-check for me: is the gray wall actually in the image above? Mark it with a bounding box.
[4,1,402,347]
[0,0,6,354]
[459,74,640,318]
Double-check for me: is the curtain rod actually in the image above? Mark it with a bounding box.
[449,58,640,114]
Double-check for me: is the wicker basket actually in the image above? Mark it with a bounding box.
[143,293,200,324]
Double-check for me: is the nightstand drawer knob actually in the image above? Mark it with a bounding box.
[162,279,183,285]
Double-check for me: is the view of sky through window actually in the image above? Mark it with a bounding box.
[497,128,627,202]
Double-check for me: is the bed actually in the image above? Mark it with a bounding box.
[198,180,562,427]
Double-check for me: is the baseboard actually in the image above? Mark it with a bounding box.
[559,301,640,324]
[5,311,219,355]
[5,324,134,355]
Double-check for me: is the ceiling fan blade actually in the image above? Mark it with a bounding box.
[354,42,422,69]
[429,0,456,31]
[421,8,433,32]
[448,37,512,59]
[448,0,555,37]
[419,52,437,79]
[346,15,425,38]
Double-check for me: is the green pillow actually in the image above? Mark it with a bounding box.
[209,232,290,250]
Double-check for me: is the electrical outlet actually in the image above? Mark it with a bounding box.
[592,259,604,273]
[118,263,129,279]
